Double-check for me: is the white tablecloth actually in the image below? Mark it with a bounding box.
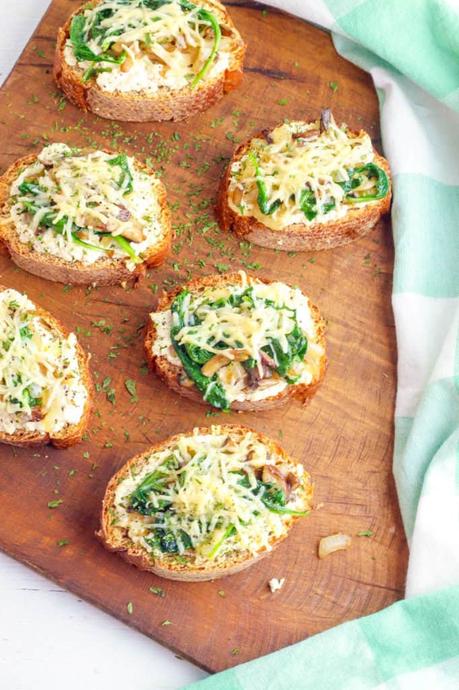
[0,3,206,688]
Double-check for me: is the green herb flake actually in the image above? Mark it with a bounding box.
[48,499,63,509]
[161,619,172,626]
[57,538,69,548]
[125,378,138,402]
[357,530,374,537]
[149,586,165,598]
[278,98,288,106]
[329,80,339,93]
[127,601,134,615]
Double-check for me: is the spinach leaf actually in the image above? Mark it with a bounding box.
[18,181,41,196]
[145,528,192,554]
[130,458,178,514]
[260,482,308,516]
[171,290,229,410]
[112,235,142,264]
[184,343,214,365]
[70,14,126,64]
[263,323,307,379]
[108,154,134,194]
[248,151,281,215]
[299,187,317,221]
[23,387,42,409]
[340,163,389,202]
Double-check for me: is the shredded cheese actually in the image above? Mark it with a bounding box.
[228,118,378,230]
[150,273,325,403]
[112,426,312,566]
[8,143,165,269]
[0,289,87,436]
[64,0,239,94]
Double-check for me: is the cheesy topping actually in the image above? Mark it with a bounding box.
[228,115,387,231]
[112,426,312,566]
[7,143,165,270]
[0,289,87,436]
[149,272,325,406]
[64,0,240,94]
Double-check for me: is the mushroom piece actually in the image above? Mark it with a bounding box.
[320,108,332,133]
[262,464,289,497]
[201,354,230,377]
[260,351,276,369]
[261,129,274,144]
[117,205,131,222]
[292,129,319,143]
[31,407,44,422]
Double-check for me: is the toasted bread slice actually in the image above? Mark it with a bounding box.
[217,111,392,251]
[54,0,246,122]
[98,424,313,581]
[145,271,326,411]
[0,144,171,286]
[0,286,92,448]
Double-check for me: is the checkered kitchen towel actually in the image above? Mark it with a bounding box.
[185,0,459,687]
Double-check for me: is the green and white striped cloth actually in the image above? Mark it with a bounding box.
[185,0,459,687]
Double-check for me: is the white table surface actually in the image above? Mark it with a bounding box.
[0,3,207,688]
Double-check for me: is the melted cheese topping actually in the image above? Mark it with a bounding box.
[0,289,87,436]
[112,426,312,566]
[7,143,165,270]
[149,272,325,404]
[228,118,378,230]
[64,0,238,94]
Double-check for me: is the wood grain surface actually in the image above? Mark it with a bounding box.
[0,0,408,673]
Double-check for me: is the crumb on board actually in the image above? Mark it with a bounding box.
[269,577,285,593]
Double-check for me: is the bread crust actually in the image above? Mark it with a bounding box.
[53,0,246,122]
[97,424,313,581]
[0,285,93,448]
[0,152,171,286]
[144,272,327,411]
[216,128,392,252]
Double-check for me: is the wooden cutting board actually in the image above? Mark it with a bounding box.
[0,0,408,673]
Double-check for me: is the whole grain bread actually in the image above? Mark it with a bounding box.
[53,0,246,122]
[0,152,171,286]
[216,127,392,252]
[0,285,93,448]
[97,424,313,581]
[144,272,327,411]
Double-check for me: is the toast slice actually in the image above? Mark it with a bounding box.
[98,424,313,581]
[54,0,246,122]
[0,143,171,286]
[217,110,392,251]
[145,271,327,411]
[0,286,92,448]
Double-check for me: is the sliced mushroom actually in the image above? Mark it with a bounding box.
[115,221,145,244]
[292,129,319,143]
[31,407,44,422]
[261,129,274,144]
[262,464,289,497]
[320,108,332,133]
[229,348,250,361]
[260,351,276,369]
[117,205,131,222]
[231,186,243,207]
[201,354,229,377]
